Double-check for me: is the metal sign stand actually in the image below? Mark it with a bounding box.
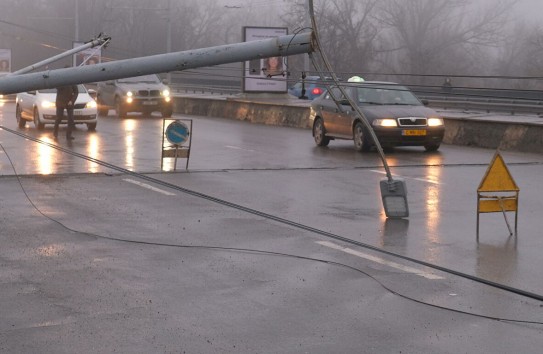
[161,118,192,171]
[476,150,519,239]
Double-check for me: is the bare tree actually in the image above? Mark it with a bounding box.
[282,0,380,78]
[493,21,543,90]
[375,0,517,85]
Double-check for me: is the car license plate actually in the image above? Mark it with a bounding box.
[143,100,157,105]
[402,129,426,136]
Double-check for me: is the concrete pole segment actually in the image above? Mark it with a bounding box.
[0,32,314,95]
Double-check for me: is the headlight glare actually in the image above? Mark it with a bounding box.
[428,118,444,127]
[162,89,170,97]
[41,100,55,109]
[373,118,398,127]
[86,100,97,109]
[126,91,133,97]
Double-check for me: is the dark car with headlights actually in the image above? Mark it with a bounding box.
[309,81,445,152]
[96,74,173,118]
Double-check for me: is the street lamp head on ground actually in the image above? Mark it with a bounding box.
[380,178,409,218]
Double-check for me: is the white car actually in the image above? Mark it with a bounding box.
[0,72,16,103]
[15,85,98,130]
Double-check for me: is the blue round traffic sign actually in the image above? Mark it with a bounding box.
[165,121,189,145]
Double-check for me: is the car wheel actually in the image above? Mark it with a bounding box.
[87,122,97,131]
[424,143,440,152]
[115,97,126,118]
[313,118,330,146]
[33,108,45,130]
[97,104,109,116]
[16,104,26,128]
[161,108,173,118]
[353,121,371,152]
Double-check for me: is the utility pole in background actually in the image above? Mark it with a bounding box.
[75,0,80,42]
[166,0,172,84]
[304,0,310,72]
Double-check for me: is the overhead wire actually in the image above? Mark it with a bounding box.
[0,138,541,326]
[1,125,543,305]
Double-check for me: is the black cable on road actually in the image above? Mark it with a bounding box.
[2,138,541,325]
[2,125,543,303]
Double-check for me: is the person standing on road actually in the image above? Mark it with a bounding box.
[53,84,79,140]
[442,77,452,94]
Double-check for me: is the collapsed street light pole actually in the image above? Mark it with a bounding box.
[308,0,408,218]
[10,34,112,76]
[0,32,315,95]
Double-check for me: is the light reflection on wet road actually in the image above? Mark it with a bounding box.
[2,100,543,352]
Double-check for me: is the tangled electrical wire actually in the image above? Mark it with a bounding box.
[0,136,542,326]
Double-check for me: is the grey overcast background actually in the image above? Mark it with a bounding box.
[2,0,543,90]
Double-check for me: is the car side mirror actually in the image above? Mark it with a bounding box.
[28,90,36,95]
[421,99,429,106]
[106,80,114,85]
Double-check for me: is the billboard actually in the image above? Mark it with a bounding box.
[243,27,288,93]
[72,42,102,67]
[0,49,12,72]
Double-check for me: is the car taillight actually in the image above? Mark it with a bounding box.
[312,87,323,96]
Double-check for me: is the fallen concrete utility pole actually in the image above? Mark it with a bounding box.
[0,32,314,95]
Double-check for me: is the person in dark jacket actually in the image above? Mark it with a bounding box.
[53,84,79,140]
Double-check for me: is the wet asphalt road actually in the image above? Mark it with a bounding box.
[1,101,543,353]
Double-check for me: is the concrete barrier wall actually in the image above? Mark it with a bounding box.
[443,119,543,153]
[174,96,311,129]
[173,96,543,153]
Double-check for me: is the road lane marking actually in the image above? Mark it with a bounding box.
[225,145,256,152]
[370,170,442,185]
[123,178,176,196]
[316,240,443,280]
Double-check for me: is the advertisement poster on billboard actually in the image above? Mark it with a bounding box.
[243,27,288,93]
[72,42,101,67]
[0,49,12,72]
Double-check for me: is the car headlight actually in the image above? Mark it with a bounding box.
[162,89,170,97]
[86,100,97,109]
[125,91,133,104]
[428,118,444,127]
[373,118,398,127]
[41,100,55,109]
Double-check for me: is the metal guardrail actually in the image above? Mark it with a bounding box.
[171,83,240,95]
[417,94,543,116]
[170,83,543,116]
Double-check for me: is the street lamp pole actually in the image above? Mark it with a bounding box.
[166,0,172,84]
[75,0,80,42]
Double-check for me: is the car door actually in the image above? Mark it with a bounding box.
[318,86,342,136]
[323,87,354,138]
[18,91,35,120]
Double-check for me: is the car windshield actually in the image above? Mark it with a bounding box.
[356,84,421,106]
[118,75,160,84]
[38,85,87,94]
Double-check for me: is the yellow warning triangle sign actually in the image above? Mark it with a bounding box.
[478,151,519,192]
